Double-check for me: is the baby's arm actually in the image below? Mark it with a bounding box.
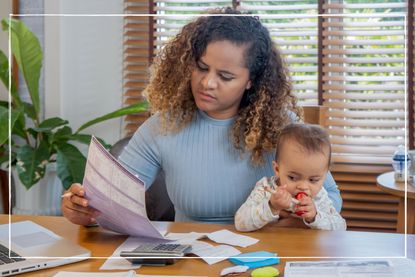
[304,188,347,231]
[235,177,279,232]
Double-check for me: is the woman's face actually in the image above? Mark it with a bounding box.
[191,40,252,119]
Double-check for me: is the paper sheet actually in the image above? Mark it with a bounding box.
[164,232,208,244]
[83,137,166,240]
[55,272,205,277]
[284,260,394,277]
[207,229,259,248]
[54,271,135,277]
[390,258,415,277]
[190,242,241,265]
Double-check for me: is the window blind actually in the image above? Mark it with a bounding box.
[154,0,319,104]
[153,1,233,49]
[123,0,411,158]
[321,0,407,165]
[240,1,319,105]
[123,0,152,135]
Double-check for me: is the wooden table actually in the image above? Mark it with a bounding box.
[376,171,415,234]
[1,215,414,276]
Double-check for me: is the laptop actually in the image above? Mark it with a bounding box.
[0,220,90,276]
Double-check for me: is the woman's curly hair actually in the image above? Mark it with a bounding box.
[146,7,302,165]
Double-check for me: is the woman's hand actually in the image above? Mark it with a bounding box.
[61,183,100,226]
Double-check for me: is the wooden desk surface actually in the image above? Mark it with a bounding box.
[1,215,414,276]
[377,171,415,199]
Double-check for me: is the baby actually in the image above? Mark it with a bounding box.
[235,123,346,231]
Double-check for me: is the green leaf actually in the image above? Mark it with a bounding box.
[0,49,9,89]
[16,141,50,189]
[2,19,42,116]
[26,128,38,139]
[0,49,20,107]
[34,117,68,132]
[69,134,92,145]
[55,143,86,189]
[22,102,36,120]
[1,150,16,167]
[0,106,8,145]
[76,101,149,133]
[0,105,24,145]
[12,107,26,138]
[69,134,110,149]
[0,145,9,167]
[0,153,9,167]
[53,126,72,140]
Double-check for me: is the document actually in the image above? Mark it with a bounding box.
[83,137,166,239]
[165,232,209,244]
[54,271,136,277]
[207,229,259,247]
[390,258,415,277]
[189,241,241,265]
[54,271,205,277]
[284,260,395,277]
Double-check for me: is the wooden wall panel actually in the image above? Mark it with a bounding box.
[332,165,399,233]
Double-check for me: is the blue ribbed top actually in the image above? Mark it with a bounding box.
[119,110,341,223]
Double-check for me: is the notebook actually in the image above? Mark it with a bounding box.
[0,220,90,276]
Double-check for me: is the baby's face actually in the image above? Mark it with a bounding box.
[273,140,329,198]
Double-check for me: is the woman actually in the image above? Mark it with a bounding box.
[62,7,342,226]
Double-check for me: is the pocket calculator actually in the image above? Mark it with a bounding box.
[120,243,192,266]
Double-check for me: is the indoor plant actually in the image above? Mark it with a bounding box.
[0,18,148,193]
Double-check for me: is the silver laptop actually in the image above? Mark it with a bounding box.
[0,220,90,276]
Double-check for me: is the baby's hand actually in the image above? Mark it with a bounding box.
[295,194,317,223]
[268,185,292,214]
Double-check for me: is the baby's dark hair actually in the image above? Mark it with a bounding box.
[275,123,331,167]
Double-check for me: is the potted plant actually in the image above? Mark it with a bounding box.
[0,19,148,214]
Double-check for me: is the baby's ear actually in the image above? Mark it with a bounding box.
[272,160,280,176]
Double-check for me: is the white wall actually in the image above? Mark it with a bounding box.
[44,0,124,146]
[0,1,12,214]
[0,1,12,101]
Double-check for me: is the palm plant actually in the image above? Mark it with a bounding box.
[0,18,148,190]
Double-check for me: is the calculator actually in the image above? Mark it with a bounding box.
[120,243,192,266]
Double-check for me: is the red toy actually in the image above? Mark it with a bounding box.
[295,192,308,216]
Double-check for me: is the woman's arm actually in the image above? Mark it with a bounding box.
[322,172,342,212]
[118,115,162,189]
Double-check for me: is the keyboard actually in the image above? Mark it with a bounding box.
[0,244,25,265]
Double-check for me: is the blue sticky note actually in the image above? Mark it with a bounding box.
[228,251,279,269]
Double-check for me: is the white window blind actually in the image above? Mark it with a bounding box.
[153,1,233,48]
[154,0,319,104]
[123,0,412,162]
[240,1,319,104]
[322,0,407,165]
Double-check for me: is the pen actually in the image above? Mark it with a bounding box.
[61,191,73,198]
